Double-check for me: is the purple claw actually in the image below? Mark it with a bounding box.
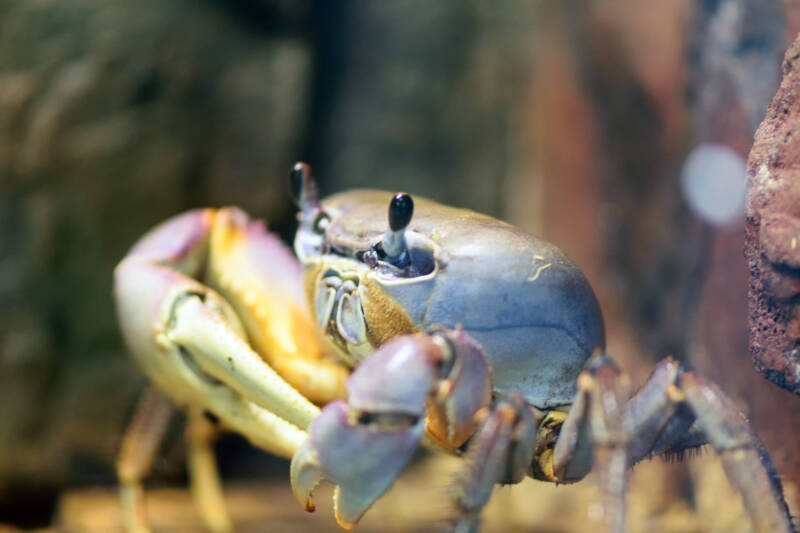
[127,208,215,264]
[426,328,493,449]
[290,401,424,529]
[290,335,443,527]
[346,335,439,416]
[290,331,494,527]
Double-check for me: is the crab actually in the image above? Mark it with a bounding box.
[113,163,794,533]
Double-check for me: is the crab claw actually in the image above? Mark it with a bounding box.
[291,401,424,528]
[291,335,440,528]
[291,331,496,527]
[424,328,493,449]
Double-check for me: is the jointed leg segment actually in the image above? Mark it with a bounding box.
[553,354,794,533]
[553,353,632,533]
[449,352,795,533]
[450,395,536,533]
[116,387,175,533]
[187,408,232,533]
[680,372,794,533]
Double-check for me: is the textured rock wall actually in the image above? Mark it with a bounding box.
[746,35,800,395]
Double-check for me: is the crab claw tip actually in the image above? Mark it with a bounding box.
[333,486,361,530]
[290,439,323,514]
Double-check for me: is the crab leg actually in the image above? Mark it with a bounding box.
[551,352,632,533]
[624,366,794,533]
[187,408,232,533]
[680,372,795,533]
[450,394,537,533]
[546,355,795,533]
[449,354,632,533]
[116,387,175,533]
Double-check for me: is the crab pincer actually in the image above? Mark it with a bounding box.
[291,329,493,529]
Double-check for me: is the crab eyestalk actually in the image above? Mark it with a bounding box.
[291,162,331,260]
[380,193,413,268]
[290,162,329,235]
[289,162,320,214]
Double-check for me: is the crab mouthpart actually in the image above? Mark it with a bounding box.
[314,270,373,365]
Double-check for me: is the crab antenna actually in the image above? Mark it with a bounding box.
[289,162,320,214]
[381,193,413,264]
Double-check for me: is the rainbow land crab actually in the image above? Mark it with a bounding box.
[113,163,794,533]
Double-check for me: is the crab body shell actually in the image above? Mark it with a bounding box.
[301,190,605,409]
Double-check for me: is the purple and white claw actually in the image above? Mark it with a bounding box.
[426,328,493,449]
[290,335,441,528]
[346,335,440,415]
[290,401,424,529]
[290,331,495,527]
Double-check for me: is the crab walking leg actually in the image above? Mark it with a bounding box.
[555,358,690,475]
[550,352,632,533]
[450,395,536,533]
[549,355,796,533]
[116,387,175,533]
[679,372,795,533]
[583,358,631,533]
[615,362,794,533]
[186,408,232,533]
[165,293,320,430]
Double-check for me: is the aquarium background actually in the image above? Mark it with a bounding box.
[1,1,798,531]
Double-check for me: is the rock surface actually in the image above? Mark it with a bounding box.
[745,34,800,395]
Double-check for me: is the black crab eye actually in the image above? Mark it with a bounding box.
[388,193,413,232]
[312,211,330,234]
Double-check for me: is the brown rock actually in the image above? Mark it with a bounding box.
[745,34,800,395]
[760,212,800,268]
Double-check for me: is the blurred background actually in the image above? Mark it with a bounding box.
[2,0,800,531]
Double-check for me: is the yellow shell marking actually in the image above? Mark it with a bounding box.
[205,209,347,403]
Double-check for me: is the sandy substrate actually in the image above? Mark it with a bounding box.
[4,450,788,533]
